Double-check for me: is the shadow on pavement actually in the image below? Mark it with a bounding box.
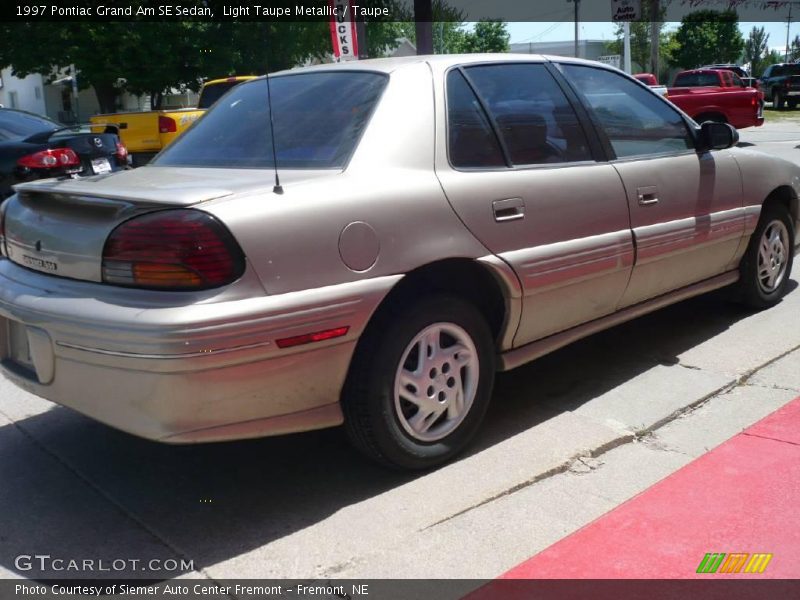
[0,281,795,580]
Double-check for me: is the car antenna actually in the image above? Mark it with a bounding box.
[265,27,283,195]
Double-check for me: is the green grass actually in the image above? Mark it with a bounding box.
[763,106,800,122]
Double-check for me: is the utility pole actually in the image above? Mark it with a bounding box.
[414,0,433,55]
[568,0,580,58]
[785,5,792,62]
[649,0,660,78]
[623,21,632,73]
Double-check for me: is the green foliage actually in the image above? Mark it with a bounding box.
[670,10,745,69]
[744,26,770,76]
[761,49,785,74]
[790,34,800,62]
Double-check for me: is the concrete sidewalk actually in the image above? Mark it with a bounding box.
[499,397,800,579]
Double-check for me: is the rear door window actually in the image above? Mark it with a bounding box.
[447,63,593,168]
[445,69,506,168]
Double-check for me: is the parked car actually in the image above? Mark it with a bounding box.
[633,73,668,98]
[759,63,800,109]
[700,64,759,88]
[0,55,797,470]
[89,76,256,166]
[668,69,764,128]
[0,108,128,201]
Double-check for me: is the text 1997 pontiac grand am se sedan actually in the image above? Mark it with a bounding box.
[0,55,797,469]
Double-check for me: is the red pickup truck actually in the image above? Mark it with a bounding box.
[667,69,764,129]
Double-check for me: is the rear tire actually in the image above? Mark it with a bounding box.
[342,295,495,470]
[774,89,786,110]
[789,99,798,110]
[736,204,795,309]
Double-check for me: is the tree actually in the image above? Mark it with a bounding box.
[0,20,339,113]
[744,26,770,77]
[670,10,745,69]
[459,20,510,53]
[790,34,800,62]
[391,1,508,54]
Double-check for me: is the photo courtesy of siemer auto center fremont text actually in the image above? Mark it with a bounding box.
[0,0,799,598]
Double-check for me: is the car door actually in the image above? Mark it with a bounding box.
[433,62,634,346]
[559,63,744,308]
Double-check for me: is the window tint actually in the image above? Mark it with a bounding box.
[446,70,505,168]
[462,63,592,165]
[673,71,720,87]
[0,109,57,141]
[197,80,244,109]
[154,73,387,169]
[563,65,694,159]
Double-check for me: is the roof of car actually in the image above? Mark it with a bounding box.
[272,53,605,76]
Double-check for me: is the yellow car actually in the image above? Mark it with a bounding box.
[90,76,256,166]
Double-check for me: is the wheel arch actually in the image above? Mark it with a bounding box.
[693,111,727,124]
[763,185,799,226]
[361,257,520,353]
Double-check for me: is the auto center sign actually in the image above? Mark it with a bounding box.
[329,0,359,61]
[611,0,640,21]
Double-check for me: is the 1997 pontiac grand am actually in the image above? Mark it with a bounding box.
[0,55,797,469]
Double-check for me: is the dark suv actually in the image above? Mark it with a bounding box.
[760,63,800,109]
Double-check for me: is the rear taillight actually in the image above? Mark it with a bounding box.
[158,115,177,133]
[17,148,80,169]
[115,141,128,161]
[102,209,245,290]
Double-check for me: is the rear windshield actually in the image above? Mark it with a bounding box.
[154,72,387,169]
[673,72,720,87]
[0,110,58,142]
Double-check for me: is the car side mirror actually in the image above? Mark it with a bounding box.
[698,121,738,151]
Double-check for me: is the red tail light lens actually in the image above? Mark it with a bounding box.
[115,141,128,161]
[17,148,80,169]
[159,115,177,133]
[102,209,245,290]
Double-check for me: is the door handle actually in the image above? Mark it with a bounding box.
[637,186,659,206]
[493,197,525,222]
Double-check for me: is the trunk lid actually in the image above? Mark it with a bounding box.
[4,166,336,282]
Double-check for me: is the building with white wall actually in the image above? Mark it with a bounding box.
[0,67,198,122]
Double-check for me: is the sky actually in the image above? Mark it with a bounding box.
[506,22,797,55]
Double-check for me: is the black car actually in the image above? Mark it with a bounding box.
[0,108,128,200]
[759,63,800,109]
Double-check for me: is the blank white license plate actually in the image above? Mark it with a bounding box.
[7,320,34,370]
[91,158,112,174]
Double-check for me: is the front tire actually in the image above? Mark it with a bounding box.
[737,204,795,309]
[342,295,495,470]
[789,99,798,110]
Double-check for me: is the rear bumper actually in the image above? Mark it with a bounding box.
[0,259,400,442]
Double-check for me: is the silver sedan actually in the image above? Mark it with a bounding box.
[0,54,797,469]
